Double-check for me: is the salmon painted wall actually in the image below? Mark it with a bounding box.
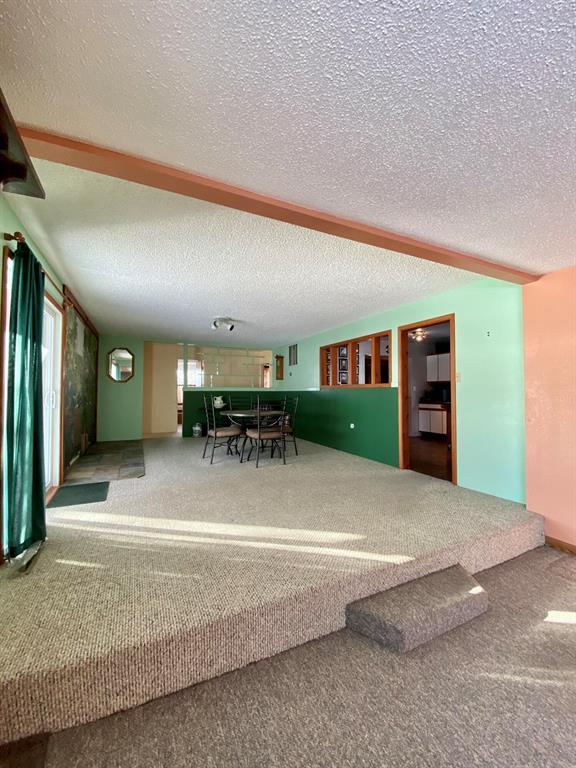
[524,266,576,547]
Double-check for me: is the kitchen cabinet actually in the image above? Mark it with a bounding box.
[426,353,451,382]
[426,355,437,382]
[418,405,448,435]
[438,353,451,381]
[418,409,431,432]
[430,410,446,434]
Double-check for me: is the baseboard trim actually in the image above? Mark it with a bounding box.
[545,536,576,555]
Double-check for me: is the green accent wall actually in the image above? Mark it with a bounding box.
[97,336,144,441]
[96,278,525,504]
[273,278,525,503]
[183,387,399,466]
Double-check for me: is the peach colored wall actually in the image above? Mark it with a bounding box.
[142,342,179,435]
[524,266,576,547]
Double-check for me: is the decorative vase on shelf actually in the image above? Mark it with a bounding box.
[213,395,225,409]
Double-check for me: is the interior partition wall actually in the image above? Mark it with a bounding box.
[182,387,399,467]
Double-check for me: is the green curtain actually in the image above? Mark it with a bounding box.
[5,242,46,558]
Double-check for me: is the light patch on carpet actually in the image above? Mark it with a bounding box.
[55,559,105,570]
[544,610,576,625]
[49,510,365,543]
[50,521,414,563]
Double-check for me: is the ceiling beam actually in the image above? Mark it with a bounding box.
[19,126,540,285]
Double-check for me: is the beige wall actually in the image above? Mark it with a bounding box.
[524,266,576,547]
[143,342,180,434]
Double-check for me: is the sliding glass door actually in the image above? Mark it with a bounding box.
[41,297,63,491]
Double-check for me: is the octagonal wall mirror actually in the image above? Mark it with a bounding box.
[107,347,134,382]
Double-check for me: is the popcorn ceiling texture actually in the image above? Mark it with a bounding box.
[1,0,574,273]
[6,160,477,345]
[0,438,543,743]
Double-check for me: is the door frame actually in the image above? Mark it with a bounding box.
[398,313,457,484]
[0,247,10,563]
[44,291,65,494]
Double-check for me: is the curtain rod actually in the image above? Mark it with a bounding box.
[4,231,65,300]
[3,231,99,336]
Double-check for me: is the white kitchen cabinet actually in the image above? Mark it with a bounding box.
[426,355,438,382]
[418,409,431,432]
[430,410,447,434]
[437,353,451,381]
[418,406,448,435]
[426,353,451,382]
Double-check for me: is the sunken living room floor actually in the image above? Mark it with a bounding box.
[0,438,543,745]
[4,547,574,768]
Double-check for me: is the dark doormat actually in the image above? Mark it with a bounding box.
[47,482,110,508]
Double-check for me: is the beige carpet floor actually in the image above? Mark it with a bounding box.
[5,547,574,768]
[0,438,543,743]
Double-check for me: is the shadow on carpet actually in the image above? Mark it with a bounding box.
[63,441,145,485]
[47,482,109,508]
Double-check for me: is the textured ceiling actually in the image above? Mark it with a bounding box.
[4,160,476,346]
[1,0,575,274]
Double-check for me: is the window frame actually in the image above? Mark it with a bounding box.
[319,330,392,388]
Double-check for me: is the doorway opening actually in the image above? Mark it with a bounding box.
[398,314,456,483]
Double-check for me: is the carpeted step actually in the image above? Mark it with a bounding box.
[345,565,488,652]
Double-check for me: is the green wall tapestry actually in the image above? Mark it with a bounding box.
[63,306,98,470]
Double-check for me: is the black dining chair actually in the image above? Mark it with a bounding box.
[282,395,299,455]
[242,395,287,467]
[202,395,242,465]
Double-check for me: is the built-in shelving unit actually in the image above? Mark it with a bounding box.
[320,330,391,388]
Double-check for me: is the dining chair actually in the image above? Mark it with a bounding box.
[242,395,287,467]
[202,395,242,465]
[228,393,258,438]
[282,395,299,455]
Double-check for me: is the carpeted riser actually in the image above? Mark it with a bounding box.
[0,515,543,744]
[346,565,490,652]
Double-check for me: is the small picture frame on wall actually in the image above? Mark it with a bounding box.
[338,357,348,372]
[275,354,284,381]
[339,371,348,385]
[338,345,348,357]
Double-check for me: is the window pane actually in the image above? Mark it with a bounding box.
[377,334,390,384]
[357,339,372,385]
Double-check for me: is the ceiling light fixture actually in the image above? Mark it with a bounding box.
[409,327,428,343]
[211,317,235,332]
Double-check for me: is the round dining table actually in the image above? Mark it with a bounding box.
[218,409,285,461]
[219,409,283,425]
